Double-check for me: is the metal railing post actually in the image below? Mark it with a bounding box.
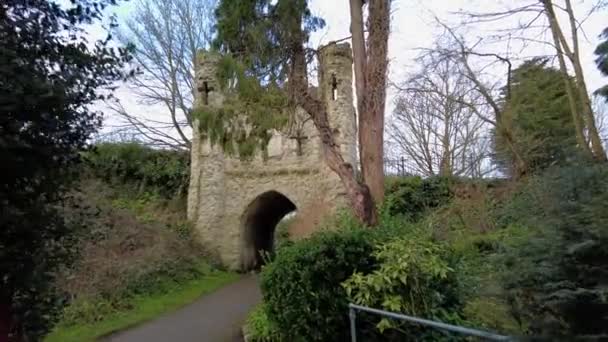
[348,303,511,341]
[349,305,357,342]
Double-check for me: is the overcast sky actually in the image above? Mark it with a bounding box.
[310,0,606,87]
[91,0,608,139]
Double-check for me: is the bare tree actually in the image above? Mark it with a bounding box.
[411,21,530,177]
[109,0,216,150]
[456,0,607,160]
[389,58,492,178]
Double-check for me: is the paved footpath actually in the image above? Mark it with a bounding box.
[105,274,261,342]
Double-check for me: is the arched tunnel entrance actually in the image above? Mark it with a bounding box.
[240,191,297,271]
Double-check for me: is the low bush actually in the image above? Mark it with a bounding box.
[462,297,520,334]
[58,261,212,327]
[437,223,525,335]
[424,187,531,335]
[343,235,463,341]
[46,263,237,342]
[49,177,216,335]
[245,305,283,342]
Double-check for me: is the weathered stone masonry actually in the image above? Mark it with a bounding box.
[187,43,357,270]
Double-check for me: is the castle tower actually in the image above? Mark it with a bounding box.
[318,43,358,170]
[187,51,226,255]
[188,45,358,270]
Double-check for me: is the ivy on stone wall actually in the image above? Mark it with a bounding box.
[194,0,325,160]
[192,54,291,159]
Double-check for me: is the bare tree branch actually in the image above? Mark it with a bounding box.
[388,56,493,178]
[109,0,216,149]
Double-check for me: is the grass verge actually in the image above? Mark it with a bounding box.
[45,270,239,342]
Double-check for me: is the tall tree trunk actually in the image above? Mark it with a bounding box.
[351,0,390,205]
[574,62,606,160]
[291,17,377,226]
[563,0,607,161]
[545,10,591,155]
[299,90,376,225]
[542,0,605,160]
[350,0,366,113]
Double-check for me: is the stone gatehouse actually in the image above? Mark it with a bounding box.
[187,43,356,271]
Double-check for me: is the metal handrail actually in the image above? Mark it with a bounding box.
[349,303,513,341]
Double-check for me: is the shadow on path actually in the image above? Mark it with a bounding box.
[105,274,261,342]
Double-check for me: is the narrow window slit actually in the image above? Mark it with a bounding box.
[331,74,338,101]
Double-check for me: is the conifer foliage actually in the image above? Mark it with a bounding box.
[495,59,577,175]
[596,27,608,101]
[0,0,132,338]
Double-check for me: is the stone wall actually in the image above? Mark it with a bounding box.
[187,43,357,270]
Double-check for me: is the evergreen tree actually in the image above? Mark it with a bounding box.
[495,59,578,175]
[502,164,608,338]
[595,27,608,101]
[210,0,391,225]
[0,0,131,338]
[201,0,324,158]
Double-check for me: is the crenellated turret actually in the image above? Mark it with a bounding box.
[318,43,358,170]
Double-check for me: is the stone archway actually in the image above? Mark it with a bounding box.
[187,43,357,270]
[240,191,296,271]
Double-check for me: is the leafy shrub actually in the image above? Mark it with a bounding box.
[109,190,187,232]
[260,227,378,341]
[343,235,464,341]
[499,164,608,338]
[86,143,189,197]
[245,305,283,342]
[259,209,418,342]
[385,176,452,221]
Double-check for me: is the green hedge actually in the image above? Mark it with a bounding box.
[85,143,189,197]
[385,176,452,221]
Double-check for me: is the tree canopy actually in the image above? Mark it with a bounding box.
[213,0,324,82]
[495,59,577,175]
[0,0,131,338]
[192,1,325,158]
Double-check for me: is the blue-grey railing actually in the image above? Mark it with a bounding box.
[349,303,513,341]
